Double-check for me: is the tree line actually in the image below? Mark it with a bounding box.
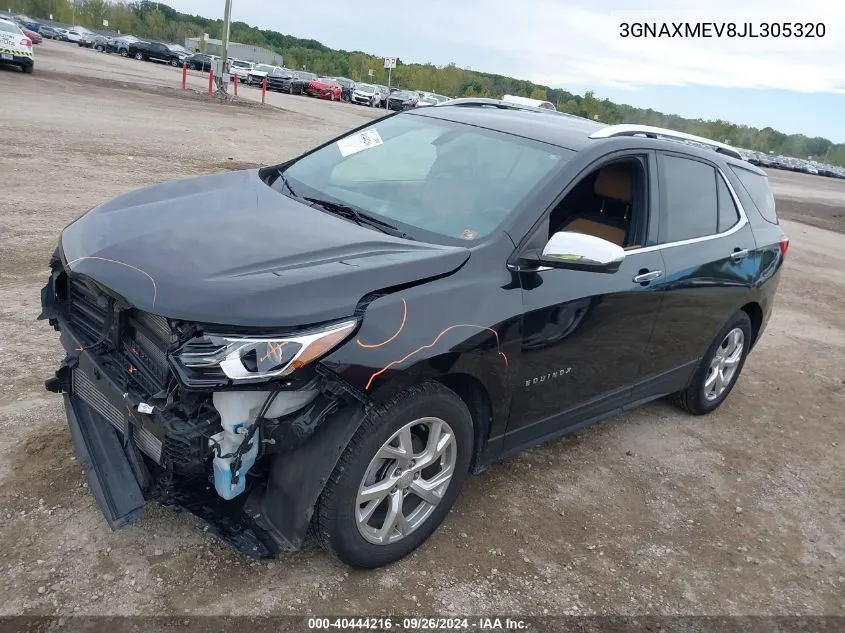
[12,0,844,166]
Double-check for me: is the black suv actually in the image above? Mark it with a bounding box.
[40,98,787,569]
[126,40,184,66]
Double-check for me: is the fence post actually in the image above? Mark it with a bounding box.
[261,78,267,105]
[208,68,214,96]
[182,62,187,90]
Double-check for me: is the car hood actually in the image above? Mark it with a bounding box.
[59,169,470,328]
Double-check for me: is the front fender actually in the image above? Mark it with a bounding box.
[320,273,522,439]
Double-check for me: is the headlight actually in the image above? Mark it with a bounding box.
[176,320,357,381]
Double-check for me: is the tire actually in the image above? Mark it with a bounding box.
[288,83,294,94]
[670,310,753,415]
[22,63,34,74]
[314,382,473,569]
[170,58,178,67]
[96,45,104,52]
[134,52,143,61]
[120,49,128,57]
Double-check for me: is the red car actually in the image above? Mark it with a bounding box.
[306,77,342,101]
[21,26,42,44]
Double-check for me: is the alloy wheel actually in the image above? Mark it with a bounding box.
[704,327,744,401]
[356,417,457,546]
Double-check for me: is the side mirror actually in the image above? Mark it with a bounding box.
[534,231,626,273]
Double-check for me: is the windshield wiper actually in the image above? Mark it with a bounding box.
[276,170,299,199]
[302,196,413,240]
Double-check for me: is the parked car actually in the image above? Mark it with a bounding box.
[20,25,41,44]
[386,89,419,110]
[109,36,138,55]
[332,76,355,101]
[186,53,216,72]
[127,40,186,66]
[0,17,34,73]
[52,27,70,41]
[65,26,94,44]
[375,85,390,107]
[228,59,254,82]
[12,13,39,32]
[39,100,787,570]
[306,76,342,100]
[246,63,279,86]
[39,25,61,39]
[350,82,381,106]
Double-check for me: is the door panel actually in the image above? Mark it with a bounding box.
[505,249,665,449]
[640,223,757,381]
[639,154,759,384]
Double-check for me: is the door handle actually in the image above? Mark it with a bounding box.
[633,270,663,284]
[730,248,750,262]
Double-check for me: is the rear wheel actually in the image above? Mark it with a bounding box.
[22,62,34,74]
[134,52,143,61]
[170,58,178,67]
[314,382,473,569]
[120,49,128,57]
[670,311,752,415]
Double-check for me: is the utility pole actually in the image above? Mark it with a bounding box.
[215,0,233,94]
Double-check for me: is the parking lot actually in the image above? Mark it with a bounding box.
[1,41,843,616]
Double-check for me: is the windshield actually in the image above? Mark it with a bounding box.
[255,64,274,73]
[356,84,375,92]
[278,114,571,243]
[232,60,251,68]
[0,21,20,33]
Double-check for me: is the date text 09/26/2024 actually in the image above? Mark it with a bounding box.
[620,22,826,38]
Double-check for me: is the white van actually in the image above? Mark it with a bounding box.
[501,94,556,110]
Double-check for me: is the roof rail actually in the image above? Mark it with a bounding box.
[589,124,743,160]
[438,97,589,121]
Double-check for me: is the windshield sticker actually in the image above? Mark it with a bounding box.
[337,129,383,157]
[460,229,478,240]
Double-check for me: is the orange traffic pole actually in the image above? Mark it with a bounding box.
[182,62,187,90]
[261,78,267,104]
[208,68,214,96]
[233,73,238,97]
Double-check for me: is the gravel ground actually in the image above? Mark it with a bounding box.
[0,42,843,617]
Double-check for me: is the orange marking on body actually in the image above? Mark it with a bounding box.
[365,324,508,391]
[356,299,407,349]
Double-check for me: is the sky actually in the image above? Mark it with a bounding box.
[164,0,845,142]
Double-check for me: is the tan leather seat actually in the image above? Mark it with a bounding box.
[562,218,626,246]
[561,164,633,246]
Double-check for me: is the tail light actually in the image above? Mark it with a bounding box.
[779,235,789,258]
[22,38,32,47]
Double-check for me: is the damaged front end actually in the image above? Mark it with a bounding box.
[39,249,368,559]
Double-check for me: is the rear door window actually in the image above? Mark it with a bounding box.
[659,154,718,242]
[729,166,778,224]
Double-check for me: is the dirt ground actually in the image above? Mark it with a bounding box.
[0,42,843,617]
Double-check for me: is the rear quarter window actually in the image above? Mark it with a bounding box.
[729,166,778,224]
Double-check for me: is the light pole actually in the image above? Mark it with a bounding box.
[215,0,233,94]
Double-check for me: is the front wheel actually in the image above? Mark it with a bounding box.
[134,52,143,61]
[120,49,128,57]
[314,382,473,569]
[170,58,178,67]
[670,310,752,415]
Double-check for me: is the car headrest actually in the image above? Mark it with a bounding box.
[594,164,632,204]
